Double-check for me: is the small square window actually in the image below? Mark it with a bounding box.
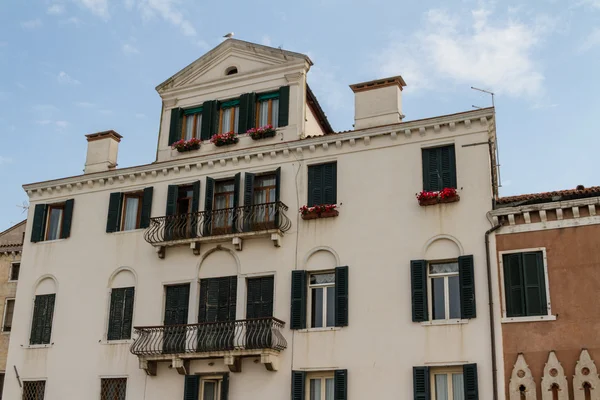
[428,262,461,321]
[3,299,15,332]
[101,378,127,400]
[430,368,464,400]
[23,380,46,400]
[9,262,20,281]
[502,250,549,318]
[309,272,335,328]
[306,373,335,400]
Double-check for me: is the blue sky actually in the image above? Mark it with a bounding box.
[1,0,599,230]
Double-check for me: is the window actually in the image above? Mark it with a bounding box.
[431,368,465,400]
[30,294,56,345]
[106,188,153,233]
[121,193,143,231]
[31,200,74,242]
[107,287,135,341]
[101,378,127,400]
[413,364,478,400]
[9,262,20,281]
[309,272,335,328]
[292,370,347,400]
[0,373,4,400]
[201,377,222,400]
[429,262,461,321]
[307,374,335,400]
[183,375,228,400]
[422,145,457,191]
[182,108,203,140]
[307,163,337,207]
[256,93,279,128]
[22,380,46,400]
[225,66,238,75]
[219,100,240,133]
[502,250,549,318]
[212,179,236,233]
[253,174,277,225]
[3,299,15,332]
[46,204,64,241]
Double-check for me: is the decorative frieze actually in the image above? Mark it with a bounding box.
[541,351,568,400]
[509,354,537,400]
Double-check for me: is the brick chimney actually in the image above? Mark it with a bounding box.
[350,76,406,130]
[84,130,122,174]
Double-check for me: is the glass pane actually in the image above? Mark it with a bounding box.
[435,374,449,400]
[123,197,139,231]
[449,275,461,319]
[326,286,335,327]
[233,106,239,133]
[203,381,216,400]
[47,208,63,240]
[259,100,269,127]
[216,181,235,193]
[310,273,335,285]
[255,175,276,188]
[310,379,321,400]
[452,373,465,400]
[312,288,323,328]
[432,277,446,320]
[325,378,334,400]
[430,262,459,274]
[185,116,194,140]
[272,99,279,128]
[196,114,202,138]
[222,108,231,132]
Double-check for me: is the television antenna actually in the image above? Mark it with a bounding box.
[471,86,502,189]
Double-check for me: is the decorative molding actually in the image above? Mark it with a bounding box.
[497,215,600,234]
[509,354,537,400]
[541,351,568,400]
[573,349,600,400]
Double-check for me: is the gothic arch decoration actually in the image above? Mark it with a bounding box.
[303,246,341,270]
[574,349,600,400]
[541,351,569,400]
[509,353,537,400]
[421,234,464,260]
[197,245,241,278]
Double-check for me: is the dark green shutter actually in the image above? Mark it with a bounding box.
[201,100,219,139]
[122,287,135,340]
[413,366,430,400]
[411,260,428,322]
[323,162,337,205]
[238,92,256,133]
[106,193,122,233]
[221,373,229,400]
[107,288,125,340]
[191,181,200,213]
[307,165,321,207]
[290,270,307,329]
[140,187,154,229]
[31,204,47,242]
[243,173,255,232]
[164,284,190,325]
[183,375,199,400]
[246,276,274,319]
[441,145,457,189]
[198,279,208,322]
[274,167,282,226]
[463,363,479,400]
[60,199,74,239]
[422,145,457,191]
[204,177,215,236]
[30,294,55,345]
[523,252,547,316]
[169,108,184,145]
[335,266,349,327]
[291,370,305,400]
[459,255,476,319]
[422,148,439,192]
[334,369,348,400]
[503,253,525,317]
[233,173,241,232]
[166,185,178,216]
[278,86,290,127]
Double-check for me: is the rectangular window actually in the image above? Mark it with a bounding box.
[121,192,143,231]
[431,368,465,400]
[219,101,240,133]
[3,299,15,332]
[30,294,55,345]
[201,377,222,400]
[256,93,279,128]
[45,204,64,241]
[100,378,127,400]
[212,179,235,233]
[307,162,337,207]
[307,374,335,400]
[429,262,461,321]
[9,262,20,281]
[107,287,135,341]
[253,174,277,225]
[23,380,46,400]
[0,372,4,400]
[182,109,203,140]
[309,272,335,328]
[31,200,74,242]
[422,145,457,192]
[502,250,548,318]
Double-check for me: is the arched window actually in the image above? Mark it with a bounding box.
[107,269,136,341]
[225,66,238,76]
[30,276,57,345]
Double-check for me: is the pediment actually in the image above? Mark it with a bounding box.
[157,39,311,93]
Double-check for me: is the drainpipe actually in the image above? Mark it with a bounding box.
[485,222,502,400]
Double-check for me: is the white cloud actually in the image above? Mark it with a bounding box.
[57,71,81,85]
[261,35,272,46]
[130,0,197,37]
[378,7,548,98]
[0,156,13,165]
[35,120,69,129]
[73,0,109,18]
[122,43,140,55]
[135,113,147,119]
[75,101,95,108]
[21,19,43,29]
[47,4,66,15]
[579,28,600,52]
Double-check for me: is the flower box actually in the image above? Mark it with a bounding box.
[300,204,338,220]
[418,197,439,206]
[211,132,239,147]
[440,194,460,204]
[248,125,277,140]
[171,138,201,153]
[301,210,339,220]
[417,188,460,206]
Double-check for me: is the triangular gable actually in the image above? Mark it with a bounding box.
[156,39,312,93]
[0,219,26,245]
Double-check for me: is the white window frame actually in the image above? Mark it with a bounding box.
[2,298,15,334]
[9,262,20,282]
[199,375,222,400]
[498,247,556,323]
[427,260,461,323]
[305,372,335,400]
[429,366,464,400]
[307,271,335,329]
[44,204,64,241]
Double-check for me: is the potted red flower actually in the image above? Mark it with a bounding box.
[416,191,439,206]
[210,131,239,147]
[439,187,460,204]
[299,204,338,220]
[171,138,201,152]
[248,125,277,140]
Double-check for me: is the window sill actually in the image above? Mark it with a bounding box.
[420,319,469,326]
[297,327,342,333]
[110,228,145,235]
[7,280,17,283]
[23,344,52,349]
[100,339,133,345]
[34,238,66,244]
[501,315,557,323]
[1,331,10,335]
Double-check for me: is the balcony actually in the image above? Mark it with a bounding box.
[130,318,287,375]
[144,202,291,257]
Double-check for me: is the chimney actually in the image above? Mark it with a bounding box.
[350,75,406,130]
[84,130,122,174]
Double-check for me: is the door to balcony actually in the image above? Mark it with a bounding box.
[163,284,190,353]
[197,277,237,352]
[246,276,274,349]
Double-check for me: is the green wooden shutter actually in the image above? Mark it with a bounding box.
[60,199,74,239]
[307,165,322,207]
[274,167,282,227]
[463,363,479,400]
[246,276,274,319]
[503,253,525,317]
[190,181,201,238]
[166,185,178,216]
[278,86,290,127]
[440,145,457,189]
[221,373,229,400]
[323,162,337,205]
[459,255,476,319]
[243,173,255,232]
[290,270,307,329]
[31,204,47,242]
[205,279,220,322]
[168,108,184,145]
[246,278,260,319]
[422,148,440,191]
[233,173,241,233]
[238,92,256,133]
[291,370,305,400]
[106,193,122,233]
[334,369,348,400]
[140,187,154,229]
[335,266,349,327]
[41,294,55,344]
[198,279,208,323]
[122,287,135,340]
[523,251,547,316]
[413,366,430,400]
[183,375,199,400]
[200,100,219,138]
[204,177,215,236]
[30,294,56,345]
[107,288,125,341]
[411,260,428,322]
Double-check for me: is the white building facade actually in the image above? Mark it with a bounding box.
[6,39,499,400]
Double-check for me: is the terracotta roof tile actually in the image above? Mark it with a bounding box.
[497,186,600,206]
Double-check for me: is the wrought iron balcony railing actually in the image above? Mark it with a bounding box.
[130,318,287,357]
[144,202,291,245]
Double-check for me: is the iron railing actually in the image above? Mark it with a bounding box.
[144,202,291,245]
[130,318,287,356]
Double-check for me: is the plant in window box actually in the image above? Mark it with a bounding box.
[416,190,440,206]
[171,138,201,152]
[439,187,460,204]
[299,204,338,220]
[210,131,239,147]
[247,125,277,140]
